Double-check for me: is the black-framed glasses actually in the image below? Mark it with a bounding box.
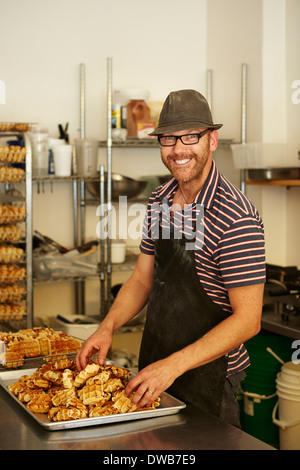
[158,128,212,147]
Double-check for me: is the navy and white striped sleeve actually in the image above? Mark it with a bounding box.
[215,215,266,288]
[140,196,156,256]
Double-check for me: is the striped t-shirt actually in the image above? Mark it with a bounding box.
[140,160,266,376]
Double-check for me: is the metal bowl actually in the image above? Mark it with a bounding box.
[247,168,300,181]
[86,173,147,201]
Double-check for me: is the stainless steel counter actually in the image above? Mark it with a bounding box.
[0,386,274,451]
[262,310,300,339]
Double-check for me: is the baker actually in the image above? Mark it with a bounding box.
[76,89,266,427]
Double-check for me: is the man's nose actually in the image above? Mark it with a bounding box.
[173,137,188,153]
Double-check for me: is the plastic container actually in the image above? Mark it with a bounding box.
[231,142,299,169]
[243,388,278,445]
[48,138,66,150]
[29,126,49,176]
[111,240,126,264]
[113,88,153,138]
[75,139,98,176]
[53,144,73,176]
[127,99,152,138]
[33,250,98,277]
[241,333,293,446]
[54,314,99,340]
[273,362,300,450]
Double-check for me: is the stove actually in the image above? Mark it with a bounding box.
[264,264,300,322]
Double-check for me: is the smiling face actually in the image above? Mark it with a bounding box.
[160,128,219,188]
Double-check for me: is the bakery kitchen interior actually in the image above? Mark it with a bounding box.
[0,0,299,453]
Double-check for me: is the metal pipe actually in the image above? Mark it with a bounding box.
[99,165,106,318]
[72,177,80,315]
[73,179,78,247]
[106,57,113,311]
[80,64,86,139]
[80,179,85,243]
[206,70,213,110]
[77,179,85,315]
[240,63,247,194]
[24,133,33,328]
[241,63,247,144]
[77,63,86,315]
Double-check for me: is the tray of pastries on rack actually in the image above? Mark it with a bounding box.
[0,145,26,163]
[0,123,31,132]
[0,166,25,183]
[0,303,25,321]
[0,204,25,224]
[0,284,25,302]
[0,327,82,368]
[0,225,22,242]
[0,264,26,283]
[0,244,24,263]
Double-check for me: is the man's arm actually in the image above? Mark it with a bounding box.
[125,282,264,407]
[75,252,154,371]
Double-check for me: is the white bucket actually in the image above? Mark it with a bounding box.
[273,362,300,450]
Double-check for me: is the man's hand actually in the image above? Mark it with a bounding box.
[75,327,112,371]
[125,357,179,408]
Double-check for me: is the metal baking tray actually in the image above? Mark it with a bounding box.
[0,367,186,431]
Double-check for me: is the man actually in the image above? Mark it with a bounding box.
[76,89,266,427]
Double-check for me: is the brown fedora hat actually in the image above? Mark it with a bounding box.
[149,89,222,136]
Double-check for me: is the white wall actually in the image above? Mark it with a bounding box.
[206,0,263,143]
[1,0,208,141]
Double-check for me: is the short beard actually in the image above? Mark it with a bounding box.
[162,139,211,184]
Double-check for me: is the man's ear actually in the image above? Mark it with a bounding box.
[210,130,219,152]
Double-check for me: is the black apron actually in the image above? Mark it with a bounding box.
[139,209,229,417]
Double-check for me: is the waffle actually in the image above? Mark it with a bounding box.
[18,388,45,403]
[108,365,131,379]
[85,369,111,386]
[62,369,75,389]
[89,402,118,417]
[26,393,52,413]
[33,377,51,389]
[74,363,100,387]
[51,358,73,370]
[50,406,87,421]
[42,370,63,386]
[6,337,40,358]
[102,378,124,393]
[8,381,28,396]
[78,383,110,406]
[65,396,88,414]
[51,387,76,406]
[112,391,137,414]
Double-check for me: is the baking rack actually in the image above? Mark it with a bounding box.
[0,351,78,372]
